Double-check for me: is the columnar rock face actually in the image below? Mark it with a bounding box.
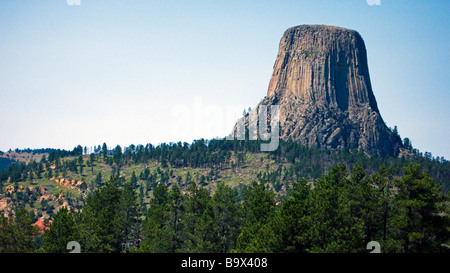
[233,25,401,156]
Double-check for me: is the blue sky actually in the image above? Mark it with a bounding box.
[0,0,449,159]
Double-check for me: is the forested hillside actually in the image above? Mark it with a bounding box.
[0,139,449,253]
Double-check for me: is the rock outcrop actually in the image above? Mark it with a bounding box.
[232,25,401,156]
[52,177,87,191]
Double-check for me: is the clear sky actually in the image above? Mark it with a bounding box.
[0,0,449,159]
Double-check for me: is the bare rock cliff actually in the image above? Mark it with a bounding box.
[233,25,401,156]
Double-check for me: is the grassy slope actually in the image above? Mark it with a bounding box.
[0,152,288,220]
[1,146,449,221]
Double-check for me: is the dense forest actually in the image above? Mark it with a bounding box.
[0,158,14,172]
[0,138,449,253]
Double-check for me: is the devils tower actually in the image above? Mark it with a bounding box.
[233,25,402,156]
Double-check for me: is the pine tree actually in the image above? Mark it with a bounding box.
[368,165,397,245]
[403,138,413,151]
[181,183,216,252]
[130,171,137,189]
[243,178,311,253]
[102,143,108,161]
[211,183,241,253]
[118,181,141,251]
[114,145,122,166]
[0,207,39,253]
[168,184,184,253]
[77,177,122,252]
[89,153,95,165]
[139,185,172,252]
[387,163,449,253]
[348,163,384,244]
[41,207,77,253]
[306,164,365,253]
[236,181,275,252]
[46,168,53,179]
[95,172,102,188]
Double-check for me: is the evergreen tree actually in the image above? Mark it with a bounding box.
[306,164,365,252]
[403,138,413,151]
[368,165,397,245]
[41,207,77,253]
[236,181,275,252]
[140,185,172,252]
[102,143,108,160]
[185,171,192,185]
[114,145,123,166]
[118,181,141,251]
[243,178,311,253]
[89,153,95,165]
[95,172,102,188]
[387,163,449,253]
[130,171,138,189]
[181,183,216,252]
[46,168,53,179]
[348,163,384,243]
[242,181,275,225]
[77,177,123,252]
[168,185,184,253]
[211,183,241,253]
[0,207,39,253]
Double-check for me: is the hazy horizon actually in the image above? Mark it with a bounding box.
[1,0,449,159]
